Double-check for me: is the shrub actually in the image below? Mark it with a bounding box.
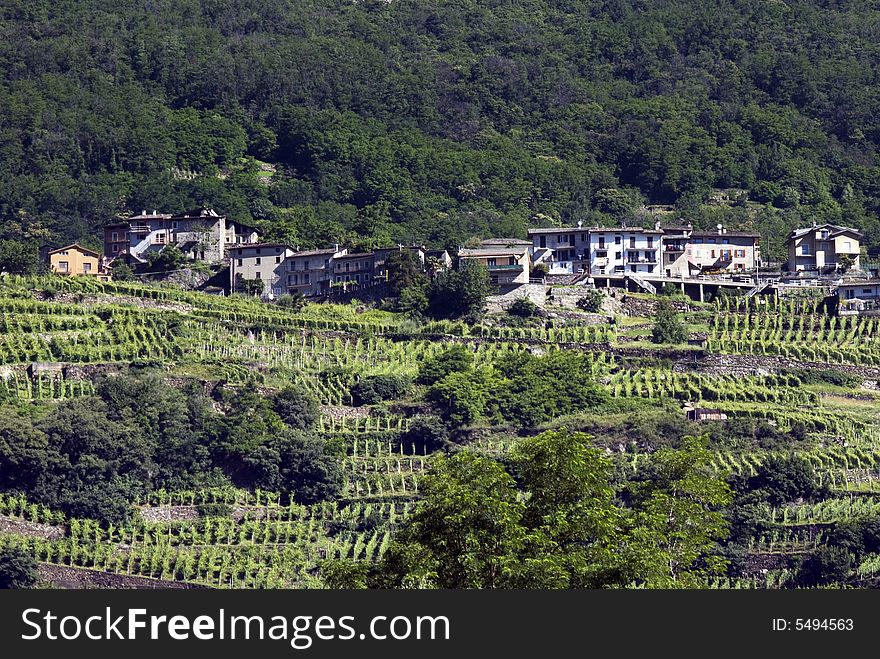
[576,289,605,312]
[0,545,38,589]
[651,304,687,344]
[273,386,320,430]
[508,297,538,318]
[351,374,411,405]
[277,293,307,311]
[417,346,474,385]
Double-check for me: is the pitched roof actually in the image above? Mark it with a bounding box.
[480,237,532,245]
[48,243,100,257]
[789,223,863,239]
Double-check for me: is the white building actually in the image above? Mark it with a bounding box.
[588,228,662,276]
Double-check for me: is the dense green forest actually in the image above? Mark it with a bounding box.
[3,0,880,261]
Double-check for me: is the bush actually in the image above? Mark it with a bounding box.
[399,416,449,454]
[351,374,411,405]
[651,304,687,344]
[417,346,474,385]
[273,386,320,430]
[0,545,38,589]
[277,293,307,311]
[508,297,538,318]
[576,289,604,312]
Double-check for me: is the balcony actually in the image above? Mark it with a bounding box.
[665,244,686,252]
[129,225,151,234]
[487,264,524,272]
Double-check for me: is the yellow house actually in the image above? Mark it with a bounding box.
[48,244,111,280]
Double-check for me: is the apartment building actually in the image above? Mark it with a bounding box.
[588,228,663,276]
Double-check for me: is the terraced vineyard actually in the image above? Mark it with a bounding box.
[3,275,880,589]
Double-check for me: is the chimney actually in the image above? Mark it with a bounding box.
[654,220,661,231]
[142,209,146,215]
[333,243,339,252]
[686,222,693,229]
[717,223,724,235]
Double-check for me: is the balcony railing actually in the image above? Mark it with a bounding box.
[487,264,523,271]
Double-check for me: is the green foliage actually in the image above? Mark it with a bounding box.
[235,274,264,297]
[110,262,135,281]
[745,455,825,506]
[276,293,307,312]
[328,430,731,588]
[385,251,427,297]
[576,289,605,312]
[0,241,40,275]
[507,297,538,318]
[0,545,38,589]
[651,304,688,344]
[273,386,319,431]
[427,261,490,320]
[350,374,411,406]
[416,346,474,385]
[145,245,186,273]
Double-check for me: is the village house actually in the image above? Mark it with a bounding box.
[48,244,111,281]
[836,280,880,315]
[527,227,590,274]
[285,246,348,297]
[228,243,295,297]
[588,226,663,276]
[457,244,532,289]
[332,252,377,290]
[104,208,261,265]
[666,225,761,277]
[787,223,862,274]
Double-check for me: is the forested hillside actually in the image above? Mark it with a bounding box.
[3,0,880,259]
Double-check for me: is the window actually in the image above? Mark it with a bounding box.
[711,250,716,258]
[172,222,178,229]
[598,238,606,248]
[255,257,261,265]
[256,249,261,255]
[112,245,119,253]
[237,259,243,266]
[304,273,310,284]
[82,262,92,273]
[694,238,703,244]
[275,247,281,253]
[615,236,622,245]
[569,234,575,245]
[487,258,497,267]
[721,250,732,260]
[155,233,165,244]
[304,260,310,270]
[539,236,546,248]
[292,274,298,284]
[615,251,622,260]
[581,234,587,243]
[844,241,852,252]
[596,250,607,257]
[821,230,830,239]
[255,272,261,279]
[722,238,730,244]
[58,261,69,272]
[630,265,636,272]
[111,232,118,241]
[275,256,281,264]
[735,249,746,258]
[801,245,810,255]
[629,237,636,248]
[647,237,654,248]
[508,257,516,265]
[863,289,872,295]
